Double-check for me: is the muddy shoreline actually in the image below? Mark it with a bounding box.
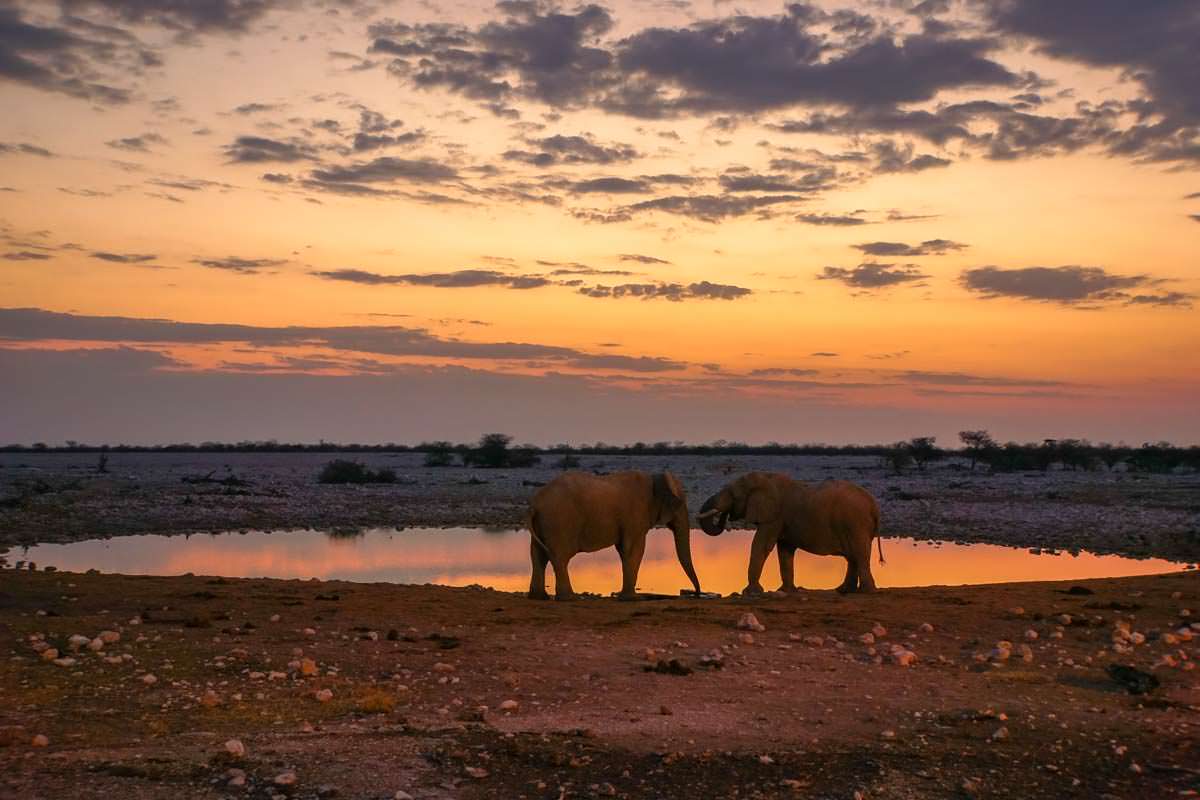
[1,569,1197,799]
[2,452,1199,562]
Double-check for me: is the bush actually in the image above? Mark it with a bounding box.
[555,453,581,469]
[317,459,397,484]
[463,433,542,468]
[422,442,455,467]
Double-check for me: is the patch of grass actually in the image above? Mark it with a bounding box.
[354,688,397,714]
[317,460,397,485]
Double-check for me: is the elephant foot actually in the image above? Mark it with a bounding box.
[779,585,803,594]
[835,584,856,595]
[555,592,579,602]
[616,591,639,602]
[527,590,550,600]
[741,583,765,596]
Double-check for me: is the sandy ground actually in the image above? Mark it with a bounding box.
[1,568,1198,799]
[2,453,1199,562]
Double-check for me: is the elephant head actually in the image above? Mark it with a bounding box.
[653,471,702,595]
[697,472,783,536]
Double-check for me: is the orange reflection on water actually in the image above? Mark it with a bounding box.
[10,528,1188,595]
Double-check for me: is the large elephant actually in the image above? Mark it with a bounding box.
[696,472,883,594]
[527,470,701,600]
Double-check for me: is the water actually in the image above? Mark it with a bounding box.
[3,528,1189,595]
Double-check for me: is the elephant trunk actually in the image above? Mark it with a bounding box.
[671,512,702,595]
[697,494,728,536]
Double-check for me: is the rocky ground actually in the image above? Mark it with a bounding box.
[1,569,1198,799]
[1,453,1199,562]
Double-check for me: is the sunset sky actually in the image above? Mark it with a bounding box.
[1,0,1197,445]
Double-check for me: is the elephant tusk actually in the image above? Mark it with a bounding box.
[697,509,721,519]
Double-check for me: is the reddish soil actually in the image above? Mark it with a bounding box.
[1,569,1198,799]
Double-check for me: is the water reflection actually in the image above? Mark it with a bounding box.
[6,528,1188,594]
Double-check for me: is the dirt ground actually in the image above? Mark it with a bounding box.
[2,453,1199,562]
[1,568,1197,799]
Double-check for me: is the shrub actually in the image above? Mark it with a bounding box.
[555,454,581,469]
[422,442,455,467]
[317,459,397,484]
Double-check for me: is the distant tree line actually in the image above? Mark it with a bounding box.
[4,434,1198,474]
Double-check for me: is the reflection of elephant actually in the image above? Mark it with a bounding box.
[697,472,883,594]
[527,471,701,600]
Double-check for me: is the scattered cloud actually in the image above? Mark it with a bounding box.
[796,213,869,226]
[106,133,167,152]
[312,269,550,290]
[619,254,670,265]
[90,251,157,263]
[223,136,316,163]
[960,265,1193,308]
[854,239,967,256]
[192,257,287,273]
[818,263,929,289]
[578,280,751,301]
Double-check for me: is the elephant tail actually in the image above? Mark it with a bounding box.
[873,506,886,566]
[527,508,551,556]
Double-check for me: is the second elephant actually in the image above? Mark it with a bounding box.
[697,472,883,594]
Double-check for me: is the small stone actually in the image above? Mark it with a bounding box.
[40,648,59,662]
[98,630,120,644]
[499,699,519,712]
[918,622,934,634]
[891,648,918,667]
[858,633,875,645]
[300,658,319,676]
[141,673,158,685]
[736,613,765,632]
[226,769,247,787]
[87,637,104,651]
[274,771,297,786]
[224,739,246,758]
[1024,629,1038,640]
[53,657,76,668]
[432,662,456,673]
[304,628,317,636]
[201,690,221,707]
[315,689,333,703]
[270,614,281,622]
[802,635,824,647]
[394,792,414,800]
[31,734,49,748]
[991,726,1009,741]
[880,729,896,740]
[1018,644,1034,663]
[871,623,887,638]
[738,632,755,645]
[464,766,489,779]
[1057,614,1072,626]
[67,634,90,650]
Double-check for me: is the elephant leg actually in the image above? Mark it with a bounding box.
[744,524,779,595]
[856,537,878,593]
[551,555,577,601]
[617,534,646,600]
[777,544,799,593]
[528,538,550,600]
[836,557,858,594]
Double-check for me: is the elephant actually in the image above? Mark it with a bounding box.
[696,472,883,595]
[527,470,701,600]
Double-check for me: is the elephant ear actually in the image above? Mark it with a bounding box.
[741,473,782,525]
[653,471,685,512]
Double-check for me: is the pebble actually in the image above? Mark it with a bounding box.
[1024,629,1038,640]
[53,657,76,668]
[499,699,519,712]
[871,623,887,638]
[394,792,414,800]
[991,726,1009,741]
[87,637,104,651]
[880,730,896,740]
[1057,614,1072,626]
[464,766,489,779]
[224,739,246,758]
[300,658,319,676]
[433,662,456,673]
[201,690,221,707]
[858,633,875,645]
[31,734,49,748]
[98,630,120,644]
[918,622,934,634]
[315,689,333,703]
[736,613,765,632]
[738,633,755,645]
[802,635,825,647]
[270,614,281,622]
[40,648,59,662]
[1018,644,1034,663]
[274,771,297,786]
[67,634,90,650]
[141,673,158,685]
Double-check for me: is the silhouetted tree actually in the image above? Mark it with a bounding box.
[883,442,914,474]
[958,430,995,471]
[907,437,941,471]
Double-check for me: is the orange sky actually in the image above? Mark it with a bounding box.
[1,0,1198,444]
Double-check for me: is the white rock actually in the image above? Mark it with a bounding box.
[315,689,333,703]
[141,673,158,685]
[274,771,297,786]
[433,662,456,673]
[499,699,519,712]
[53,657,77,668]
[88,638,104,652]
[98,630,120,644]
[224,739,246,758]
[270,614,281,622]
[394,792,414,800]
[1024,629,1038,641]
[736,613,765,632]
[67,634,90,650]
